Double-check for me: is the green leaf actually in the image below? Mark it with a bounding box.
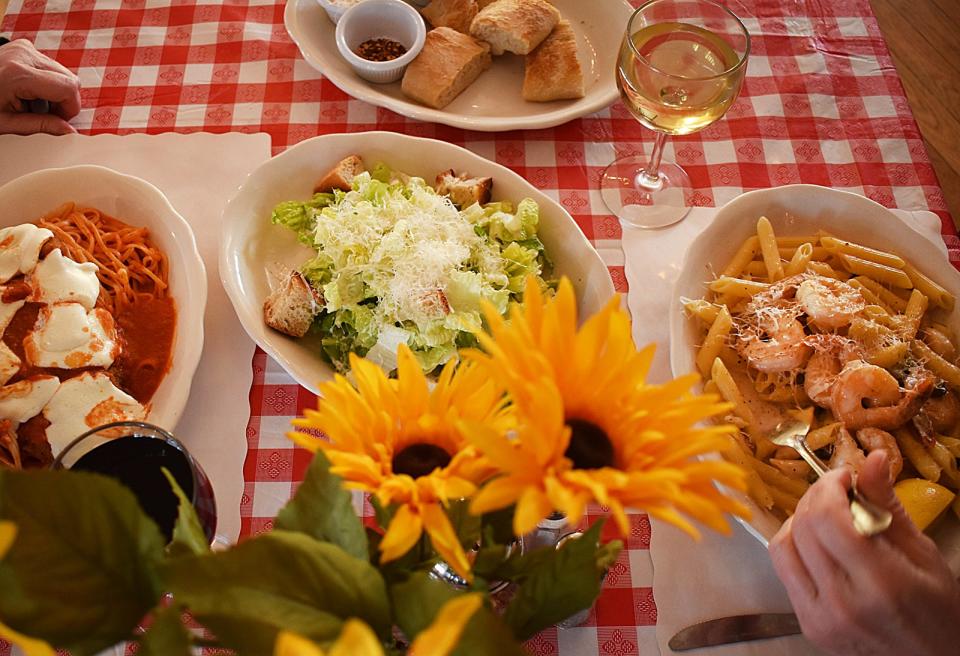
[161,468,209,558]
[503,521,618,640]
[275,451,368,560]
[139,606,192,656]
[163,530,390,654]
[390,571,461,639]
[480,507,516,546]
[447,499,481,552]
[0,469,166,655]
[451,605,527,656]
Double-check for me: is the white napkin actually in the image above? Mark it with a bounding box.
[0,133,272,545]
[622,204,945,656]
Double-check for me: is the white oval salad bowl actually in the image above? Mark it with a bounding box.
[0,165,208,433]
[669,184,960,572]
[220,131,615,394]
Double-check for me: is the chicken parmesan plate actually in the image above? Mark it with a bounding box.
[0,166,206,468]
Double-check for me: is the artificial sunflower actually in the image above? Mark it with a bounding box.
[290,345,510,580]
[462,277,750,538]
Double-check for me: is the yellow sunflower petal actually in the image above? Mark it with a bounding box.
[329,619,385,656]
[421,503,473,582]
[275,631,326,656]
[379,504,424,563]
[469,476,531,516]
[514,485,554,536]
[410,594,483,656]
[0,521,15,558]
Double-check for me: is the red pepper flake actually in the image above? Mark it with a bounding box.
[356,38,408,62]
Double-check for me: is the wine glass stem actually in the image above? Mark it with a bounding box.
[637,131,668,191]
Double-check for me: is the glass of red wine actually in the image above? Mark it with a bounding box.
[52,421,217,544]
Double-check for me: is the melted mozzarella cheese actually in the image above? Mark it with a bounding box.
[0,342,20,386]
[43,372,145,455]
[0,299,25,336]
[29,248,100,310]
[0,375,59,423]
[0,224,53,283]
[24,303,119,369]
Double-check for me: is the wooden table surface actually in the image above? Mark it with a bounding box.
[0,0,956,223]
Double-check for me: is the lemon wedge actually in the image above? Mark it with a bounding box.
[894,479,956,531]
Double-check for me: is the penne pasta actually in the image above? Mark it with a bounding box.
[784,243,814,277]
[777,246,828,261]
[895,428,942,482]
[708,276,769,298]
[903,262,956,311]
[912,340,960,388]
[820,235,905,268]
[836,253,913,288]
[852,275,909,312]
[722,236,760,278]
[756,216,784,281]
[901,289,928,340]
[684,298,721,324]
[696,307,732,377]
[806,260,850,280]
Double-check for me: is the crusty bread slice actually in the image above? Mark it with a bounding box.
[421,0,478,33]
[401,28,492,109]
[313,155,365,193]
[469,0,560,56]
[435,169,493,207]
[523,20,584,102]
[263,271,322,338]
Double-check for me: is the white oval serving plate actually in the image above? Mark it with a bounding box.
[0,165,208,435]
[284,0,633,131]
[220,131,615,394]
[669,184,960,572]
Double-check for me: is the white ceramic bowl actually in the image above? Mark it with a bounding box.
[287,0,633,131]
[0,165,207,435]
[335,0,426,84]
[669,184,960,572]
[220,131,615,394]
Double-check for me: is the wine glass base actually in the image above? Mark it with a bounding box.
[600,156,693,229]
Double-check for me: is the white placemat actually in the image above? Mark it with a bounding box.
[0,133,272,545]
[622,203,944,656]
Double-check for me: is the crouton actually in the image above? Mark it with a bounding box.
[313,155,365,193]
[263,271,323,338]
[435,169,493,207]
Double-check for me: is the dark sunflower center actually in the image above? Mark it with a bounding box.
[392,443,452,479]
[564,419,615,470]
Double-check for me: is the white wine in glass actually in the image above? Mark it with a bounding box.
[602,0,749,229]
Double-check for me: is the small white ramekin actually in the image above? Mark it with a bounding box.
[334,0,427,84]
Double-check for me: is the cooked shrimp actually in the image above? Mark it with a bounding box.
[796,276,865,329]
[919,388,960,434]
[738,315,812,373]
[803,335,862,409]
[830,361,934,430]
[829,427,866,477]
[804,350,840,408]
[854,428,903,481]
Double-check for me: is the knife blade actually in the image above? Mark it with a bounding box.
[668,613,801,651]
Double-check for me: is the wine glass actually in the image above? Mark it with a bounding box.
[601,0,750,229]
[53,421,217,544]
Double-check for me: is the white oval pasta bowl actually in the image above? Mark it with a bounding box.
[669,184,960,572]
[220,131,615,394]
[0,165,207,435]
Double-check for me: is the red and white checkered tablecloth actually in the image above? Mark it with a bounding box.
[2,0,955,654]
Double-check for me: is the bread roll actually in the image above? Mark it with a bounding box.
[421,0,478,34]
[523,20,584,101]
[469,0,560,56]
[402,27,492,109]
